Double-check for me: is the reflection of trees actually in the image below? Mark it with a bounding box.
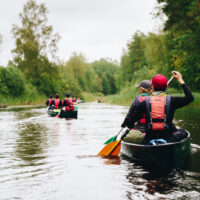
[15,122,48,163]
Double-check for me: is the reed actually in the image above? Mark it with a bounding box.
[82,92,104,102]
[104,85,200,106]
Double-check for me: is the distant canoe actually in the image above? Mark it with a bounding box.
[0,104,7,108]
[47,109,59,117]
[47,109,78,119]
[59,110,78,119]
[120,132,190,168]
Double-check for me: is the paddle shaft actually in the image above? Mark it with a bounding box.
[98,129,130,156]
[167,75,174,85]
[116,128,123,138]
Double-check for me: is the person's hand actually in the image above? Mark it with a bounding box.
[172,71,185,85]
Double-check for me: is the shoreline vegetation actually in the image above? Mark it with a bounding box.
[104,87,200,107]
[1,89,199,108]
[1,1,200,108]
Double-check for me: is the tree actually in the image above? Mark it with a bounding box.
[10,0,60,81]
[92,58,119,95]
[157,0,200,90]
[66,53,89,91]
[0,66,26,97]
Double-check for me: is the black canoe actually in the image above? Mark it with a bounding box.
[47,110,78,119]
[59,110,78,119]
[120,132,190,168]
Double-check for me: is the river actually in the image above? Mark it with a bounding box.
[0,102,199,200]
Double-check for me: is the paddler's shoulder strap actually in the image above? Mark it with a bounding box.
[165,95,171,123]
[145,96,151,130]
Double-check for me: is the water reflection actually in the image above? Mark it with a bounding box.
[0,103,200,199]
[122,157,200,199]
[15,122,48,163]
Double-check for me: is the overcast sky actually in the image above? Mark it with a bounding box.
[0,0,159,66]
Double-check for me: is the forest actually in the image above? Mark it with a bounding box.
[0,0,200,105]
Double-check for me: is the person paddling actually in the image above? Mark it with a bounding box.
[51,94,62,109]
[62,93,75,111]
[121,80,152,132]
[122,71,194,144]
[46,96,53,110]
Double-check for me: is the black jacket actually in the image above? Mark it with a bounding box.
[123,84,194,135]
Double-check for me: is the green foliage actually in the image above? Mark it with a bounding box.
[91,58,119,95]
[65,53,89,92]
[156,0,200,90]
[10,0,60,85]
[0,66,26,97]
[116,0,200,93]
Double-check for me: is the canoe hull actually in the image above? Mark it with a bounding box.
[120,134,190,168]
[59,110,78,119]
[47,110,59,117]
[47,110,78,119]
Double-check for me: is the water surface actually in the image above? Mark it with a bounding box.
[0,103,199,199]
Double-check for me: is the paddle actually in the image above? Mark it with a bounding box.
[104,128,123,144]
[98,129,130,156]
[103,75,175,145]
[167,75,175,85]
[55,109,62,118]
[98,74,175,156]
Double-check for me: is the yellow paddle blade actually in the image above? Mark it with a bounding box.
[98,140,121,156]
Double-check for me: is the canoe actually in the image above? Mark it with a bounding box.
[59,110,78,119]
[120,132,190,168]
[47,109,78,119]
[0,104,7,108]
[47,109,59,117]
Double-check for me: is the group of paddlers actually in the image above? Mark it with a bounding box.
[46,93,79,111]
[121,71,194,144]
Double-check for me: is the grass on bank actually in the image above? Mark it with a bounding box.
[104,86,200,107]
[0,94,47,106]
[0,91,103,106]
[82,92,104,102]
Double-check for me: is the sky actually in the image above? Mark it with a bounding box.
[0,0,159,66]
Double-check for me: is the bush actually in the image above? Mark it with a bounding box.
[0,66,26,97]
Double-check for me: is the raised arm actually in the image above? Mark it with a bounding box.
[172,71,194,109]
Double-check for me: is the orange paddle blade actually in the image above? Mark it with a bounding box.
[110,143,121,156]
[98,140,121,156]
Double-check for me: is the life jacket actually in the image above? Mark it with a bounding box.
[54,99,60,109]
[64,99,74,111]
[48,99,52,105]
[146,95,171,131]
[135,96,147,125]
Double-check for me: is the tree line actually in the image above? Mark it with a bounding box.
[117,0,200,92]
[0,0,199,104]
[0,0,118,103]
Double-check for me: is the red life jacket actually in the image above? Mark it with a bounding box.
[146,95,171,131]
[135,96,147,124]
[54,99,60,109]
[48,99,52,105]
[64,99,74,111]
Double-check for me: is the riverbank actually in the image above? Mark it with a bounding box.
[0,92,103,107]
[82,92,104,102]
[104,87,200,106]
[1,89,199,107]
[0,95,47,106]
